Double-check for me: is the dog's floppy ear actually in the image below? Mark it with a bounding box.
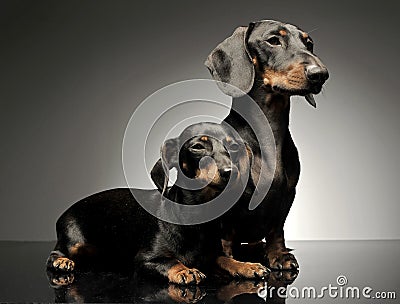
[161,138,179,170]
[150,138,179,194]
[150,158,166,193]
[205,23,256,97]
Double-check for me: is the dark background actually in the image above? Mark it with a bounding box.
[1,0,399,241]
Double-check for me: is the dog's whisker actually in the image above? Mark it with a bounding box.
[307,27,319,34]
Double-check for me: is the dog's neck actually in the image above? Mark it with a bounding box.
[230,80,291,147]
[160,184,221,225]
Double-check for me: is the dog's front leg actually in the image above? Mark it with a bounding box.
[265,228,298,270]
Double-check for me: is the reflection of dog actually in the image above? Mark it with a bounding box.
[152,20,329,270]
[48,270,295,303]
[47,123,268,285]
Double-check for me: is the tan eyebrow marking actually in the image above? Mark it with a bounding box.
[302,32,309,39]
[200,136,208,141]
[226,136,232,143]
[279,29,287,36]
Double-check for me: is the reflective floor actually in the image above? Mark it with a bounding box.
[0,240,398,303]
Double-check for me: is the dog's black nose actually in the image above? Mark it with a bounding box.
[306,65,329,83]
[220,168,232,180]
[220,167,239,181]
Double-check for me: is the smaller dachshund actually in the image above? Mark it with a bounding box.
[47,122,268,285]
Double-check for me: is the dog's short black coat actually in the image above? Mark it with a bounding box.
[47,123,268,285]
[151,20,329,270]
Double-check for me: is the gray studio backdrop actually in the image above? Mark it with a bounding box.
[1,0,399,241]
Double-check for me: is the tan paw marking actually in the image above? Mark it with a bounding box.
[267,251,298,270]
[217,256,269,279]
[168,263,206,285]
[53,257,75,271]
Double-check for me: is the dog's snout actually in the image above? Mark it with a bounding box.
[306,65,329,83]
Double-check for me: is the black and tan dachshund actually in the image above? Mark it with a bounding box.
[151,20,329,270]
[47,122,268,285]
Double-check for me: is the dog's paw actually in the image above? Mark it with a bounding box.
[168,267,206,285]
[229,262,270,279]
[52,257,75,271]
[47,272,75,288]
[266,251,298,270]
[168,285,206,303]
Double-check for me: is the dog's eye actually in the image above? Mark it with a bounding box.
[190,143,206,151]
[266,36,281,46]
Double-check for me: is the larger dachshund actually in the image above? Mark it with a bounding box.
[151,20,329,270]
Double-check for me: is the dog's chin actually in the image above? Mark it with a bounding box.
[308,84,323,95]
[269,84,323,108]
[271,84,322,96]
